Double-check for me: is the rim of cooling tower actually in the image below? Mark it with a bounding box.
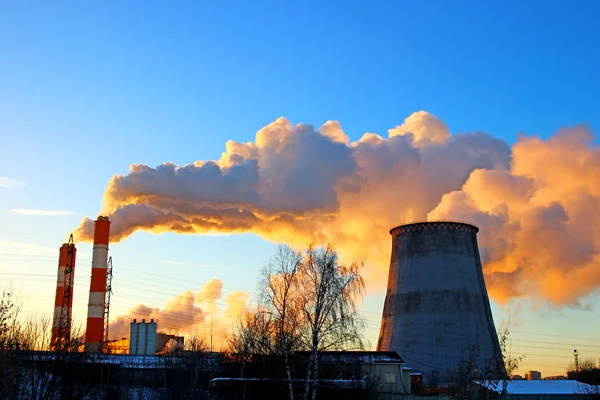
[389,220,479,236]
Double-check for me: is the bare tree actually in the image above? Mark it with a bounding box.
[449,344,481,400]
[184,329,209,398]
[226,309,280,400]
[297,244,366,400]
[228,309,277,363]
[568,357,600,385]
[0,290,23,398]
[497,327,524,394]
[259,244,303,400]
[0,288,94,400]
[228,244,367,400]
[228,308,276,379]
[185,328,208,353]
[449,325,523,400]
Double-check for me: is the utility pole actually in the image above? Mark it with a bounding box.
[210,313,213,352]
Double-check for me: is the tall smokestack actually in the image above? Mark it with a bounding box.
[51,239,76,350]
[85,216,111,352]
[377,221,505,383]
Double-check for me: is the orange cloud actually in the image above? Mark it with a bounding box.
[430,124,600,307]
[74,112,600,308]
[108,278,248,349]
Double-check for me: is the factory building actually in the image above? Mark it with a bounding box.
[102,320,185,355]
[129,319,158,356]
[377,221,505,384]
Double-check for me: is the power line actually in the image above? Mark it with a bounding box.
[511,330,600,342]
[1,252,599,363]
[0,252,253,296]
[3,272,600,348]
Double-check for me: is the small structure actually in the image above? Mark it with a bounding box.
[129,319,157,355]
[212,351,410,398]
[410,371,423,392]
[106,337,129,354]
[156,332,184,354]
[295,351,411,395]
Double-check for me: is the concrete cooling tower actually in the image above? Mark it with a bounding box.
[377,221,505,384]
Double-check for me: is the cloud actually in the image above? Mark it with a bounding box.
[0,177,25,189]
[0,240,92,259]
[108,278,248,349]
[428,124,600,307]
[0,241,58,255]
[388,110,451,147]
[11,209,73,216]
[73,111,600,308]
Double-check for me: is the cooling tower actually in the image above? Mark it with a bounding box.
[51,240,76,350]
[85,216,111,352]
[377,221,505,384]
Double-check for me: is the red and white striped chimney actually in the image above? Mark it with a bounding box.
[84,216,111,352]
[51,241,76,349]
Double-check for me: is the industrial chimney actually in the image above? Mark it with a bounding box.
[377,221,505,383]
[51,237,76,350]
[84,216,111,352]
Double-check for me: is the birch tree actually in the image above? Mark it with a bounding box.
[297,244,366,400]
[228,244,367,400]
[258,244,303,400]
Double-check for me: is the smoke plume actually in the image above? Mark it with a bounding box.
[75,111,600,307]
[109,278,249,347]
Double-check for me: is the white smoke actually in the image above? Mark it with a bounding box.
[109,278,248,346]
[75,112,600,307]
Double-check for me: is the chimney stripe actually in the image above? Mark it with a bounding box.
[50,242,76,349]
[85,216,111,352]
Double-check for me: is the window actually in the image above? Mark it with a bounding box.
[384,372,396,383]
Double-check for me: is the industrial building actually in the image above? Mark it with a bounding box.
[103,320,185,355]
[129,319,157,355]
[377,221,505,384]
[525,370,542,380]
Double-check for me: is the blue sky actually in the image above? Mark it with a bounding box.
[1,1,599,375]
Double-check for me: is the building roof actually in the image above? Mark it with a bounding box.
[477,380,598,395]
[294,351,404,364]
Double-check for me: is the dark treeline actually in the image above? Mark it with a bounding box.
[567,358,600,386]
